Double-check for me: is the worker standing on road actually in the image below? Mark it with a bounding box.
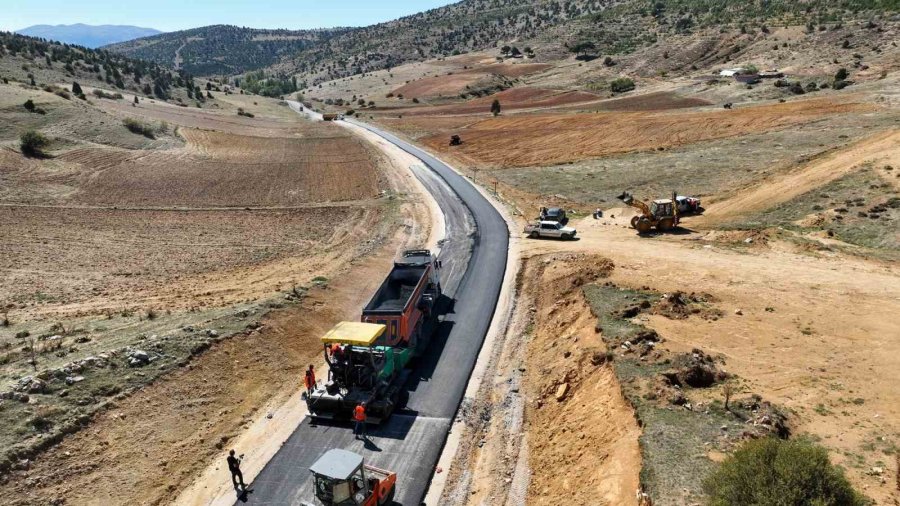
[304,364,316,396]
[227,449,246,490]
[353,402,367,440]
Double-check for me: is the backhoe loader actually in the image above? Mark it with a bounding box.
[617,191,679,234]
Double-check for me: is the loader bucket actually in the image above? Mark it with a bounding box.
[617,191,634,205]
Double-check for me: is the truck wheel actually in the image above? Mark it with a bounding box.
[529,231,539,238]
[636,219,653,234]
[562,233,573,240]
[379,484,396,505]
[657,218,674,232]
[630,216,640,229]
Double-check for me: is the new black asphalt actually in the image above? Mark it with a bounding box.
[236,116,509,505]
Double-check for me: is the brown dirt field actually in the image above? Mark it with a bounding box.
[0,126,381,208]
[515,216,900,504]
[588,90,713,112]
[394,87,603,117]
[0,205,377,319]
[698,129,900,225]
[392,73,485,98]
[419,96,876,168]
[391,63,552,98]
[371,115,480,141]
[94,95,316,138]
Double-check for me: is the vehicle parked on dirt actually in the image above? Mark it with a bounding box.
[675,195,703,214]
[524,220,577,240]
[539,207,567,224]
[449,135,462,146]
[617,191,679,234]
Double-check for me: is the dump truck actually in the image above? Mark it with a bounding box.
[306,249,441,422]
[305,449,396,506]
[361,249,441,351]
[618,191,679,233]
[322,113,339,121]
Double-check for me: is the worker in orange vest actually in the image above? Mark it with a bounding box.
[304,364,316,396]
[353,402,367,440]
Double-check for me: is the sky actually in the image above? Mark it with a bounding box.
[3,0,455,33]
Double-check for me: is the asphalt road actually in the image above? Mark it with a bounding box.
[240,111,509,505]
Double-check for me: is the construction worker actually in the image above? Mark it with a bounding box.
[353,402,367,440]
[227,449,245,490]
[304,364,316,395]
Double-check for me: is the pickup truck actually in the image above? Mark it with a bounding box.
[524,220,577,240]
[675,195,703,214]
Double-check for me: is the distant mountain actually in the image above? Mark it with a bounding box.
[16,24,162,48]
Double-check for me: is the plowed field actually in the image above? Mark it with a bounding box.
[419,96,874,168]
[391,63,552,97]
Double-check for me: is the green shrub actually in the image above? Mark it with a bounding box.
[20,130,50,157]
[610,77,636,93]
[833,80,850,90]
[123,118,156,139]
[23,99,35,111]
[834,68,849,82]
[92,89,123,100]
[704,438,867,506]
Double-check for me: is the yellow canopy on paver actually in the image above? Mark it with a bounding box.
[320,321,386,346]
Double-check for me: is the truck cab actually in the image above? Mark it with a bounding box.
[309,449,396,506]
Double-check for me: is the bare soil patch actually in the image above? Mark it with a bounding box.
[391,63,552,98]
[419,96,875,168]
[589,90,713,112]
[515,216,900,504]
[396,87,602,117]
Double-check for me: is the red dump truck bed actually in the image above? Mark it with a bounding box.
[361,249,441,349]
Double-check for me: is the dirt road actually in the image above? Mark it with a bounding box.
[700,129,900,225]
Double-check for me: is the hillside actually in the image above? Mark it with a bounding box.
[16,24,162,48]
[105,25,346,76]
[107,0,898,86]
[0,32,220,108]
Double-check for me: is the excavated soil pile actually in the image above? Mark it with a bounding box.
[521,253,643,506]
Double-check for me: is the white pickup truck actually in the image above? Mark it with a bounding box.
[524,220,577,240]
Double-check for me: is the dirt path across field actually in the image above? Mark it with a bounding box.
[699,129,900,225]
